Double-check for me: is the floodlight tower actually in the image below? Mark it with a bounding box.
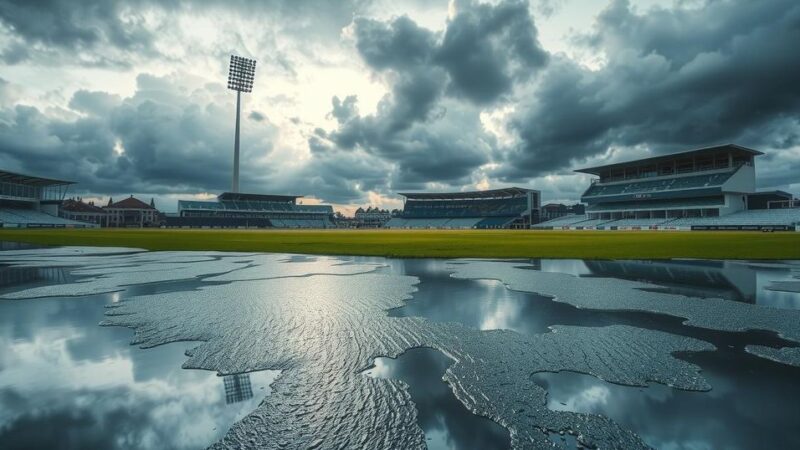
[227,55,257,193]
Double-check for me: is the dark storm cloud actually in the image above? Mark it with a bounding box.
[353,0,546,105]
[293,149,394,203]
[0,0,156,67]
[107,75,278,193]
[0,41,28,64]
[68,90,122,115]
[0,74,278,195]
[0,77,11,103]
[324,0,547,189]
[0,104,117,184]
[249,110,266,122]
[436,0,547,103]
[498,0,800,182]
[328,95,359,124]
[353,16,437,71]
[0,0,367,67]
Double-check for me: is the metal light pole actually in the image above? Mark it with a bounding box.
[227,55,257,193]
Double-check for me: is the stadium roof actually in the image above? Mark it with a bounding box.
[398,187,536,200]
[107,196,155,210]
[747,190,793,199]
[218,192,301,202]
[0,169,74,187]
[575,144,764,175]
[61,199,105,213]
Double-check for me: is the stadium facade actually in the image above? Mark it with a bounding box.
[0,169,97,228]
[168,192,335,228]
[534,144,800,230]
[385,187,540,229]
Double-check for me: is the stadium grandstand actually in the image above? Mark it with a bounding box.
[533,144,800,231]
[385,187,540,229]
[0,169,97,228]
[354,207,395,228]
[540,203,585,221]
[168,192,335,228]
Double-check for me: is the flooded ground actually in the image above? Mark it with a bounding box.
[0,246,798,449]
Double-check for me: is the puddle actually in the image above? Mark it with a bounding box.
[365,347,510,450]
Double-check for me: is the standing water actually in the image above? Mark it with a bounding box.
[0,246,798,449]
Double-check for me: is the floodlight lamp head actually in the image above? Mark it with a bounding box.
[227,54,257,93]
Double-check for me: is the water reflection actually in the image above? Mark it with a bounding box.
[541,259,800,309]
[585,259,759,303]
[0,241,44,251]
[223,374,254,404]
[365,347,510,450]
[0,290,279,450]
[390,260,795,351]
[0,266,72,291]
[385,258,800,450]
[1,248,799,450]
[532,347,800,449]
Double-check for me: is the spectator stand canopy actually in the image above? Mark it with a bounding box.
[0,169,75,202]
[573,144,764,179]
[397,187,537,201]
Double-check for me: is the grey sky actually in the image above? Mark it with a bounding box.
[0,0,798,213]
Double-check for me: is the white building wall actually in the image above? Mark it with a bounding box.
[722,164,756,194]
[720,193,747,216]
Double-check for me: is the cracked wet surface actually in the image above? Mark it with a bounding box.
[0,248,798,449]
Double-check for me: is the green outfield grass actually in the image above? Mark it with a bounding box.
[1,228,799,259]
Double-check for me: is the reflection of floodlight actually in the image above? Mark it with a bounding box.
[227,55,257,193]
[223,373,254,404]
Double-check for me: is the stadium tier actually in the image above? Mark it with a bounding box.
[169,192,335,228]
[534,203,800,230]
[0,170,97,228]
[532,144,799,230]
[576,144,762,221]
[386,187,540,229]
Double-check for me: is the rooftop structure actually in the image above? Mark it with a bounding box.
[60,198,106,225]
[104,195,160,228]
[107,196,156,210]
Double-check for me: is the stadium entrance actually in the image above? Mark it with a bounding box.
[385,187,540,229]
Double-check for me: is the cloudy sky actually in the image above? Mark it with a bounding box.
[1,0,798,213]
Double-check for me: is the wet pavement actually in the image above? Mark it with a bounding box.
[1,247,798,449]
